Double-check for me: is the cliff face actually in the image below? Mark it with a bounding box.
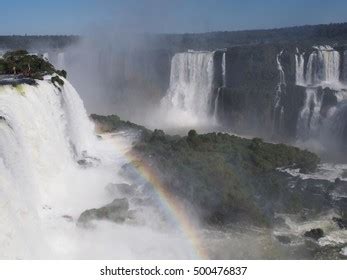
[212,45,347,149]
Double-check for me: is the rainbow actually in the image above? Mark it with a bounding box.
[124,148,209,259]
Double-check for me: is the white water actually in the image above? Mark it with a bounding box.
[273,50,286,134]
[305,46,340,86]
[0,79,197,259]
[295,49,305,86]
[161,51,215,128]
[274,212,347,248]
[296,87,323,140]
[294,46,347,155]
[222,52,226,87]
[213,88,220,124]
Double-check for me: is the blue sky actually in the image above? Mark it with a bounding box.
[0,0,346,35]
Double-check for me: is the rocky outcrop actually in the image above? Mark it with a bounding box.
[304,228,324,240]
[77,198,130,225]
[333,217,347,229]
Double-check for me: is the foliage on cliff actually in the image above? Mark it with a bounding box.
[90,114,150,135]
[0,50,66,85]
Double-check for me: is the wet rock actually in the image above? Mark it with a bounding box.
[275,235,291,244]
[77,159,93,168]
[332,217,347,229]
[77,153,101,168]
[78,198,129,225]
[304,228,324,240]
[335,178,342,185]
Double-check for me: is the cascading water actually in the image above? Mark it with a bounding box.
[273,50,286,135]
[0,78,198,259]
[212,52,226,124]
[295,45,347,156]
[305,46,340,86]
[295,49,305,86]
[161,51,215,127]
[222,52,226,87]
[323,101,347,150]
[296,87,323,140]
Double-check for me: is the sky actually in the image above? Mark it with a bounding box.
[0,0,347,35]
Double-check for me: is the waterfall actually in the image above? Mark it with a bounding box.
[0,78,198,259]
[305,46,340,86]
[161,51,215,127]
[273,50,286,135]
[276,50,286,85]
[294,46,347,155]
[296,87,323,140]
[0,79,99,257]
[222,52,226,87]
[213,88,220,124]
[323,101,347,150]
[295,49,305,86]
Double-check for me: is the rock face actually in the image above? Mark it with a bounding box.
[304,228,324,240]
[343,50,347,83]
[77,198,130,225]
[333,217,347,229]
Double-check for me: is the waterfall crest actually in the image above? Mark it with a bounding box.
[295,49,305,86]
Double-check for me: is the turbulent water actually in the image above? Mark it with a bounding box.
[161,51,215,128]
[0,78,200,259]
[295,49,305,86]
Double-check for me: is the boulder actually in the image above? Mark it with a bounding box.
[332,217,347,229]
[304,228,324,240]
[78,198,129,225]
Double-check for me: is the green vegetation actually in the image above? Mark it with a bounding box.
[91,114,324,227]
[131,129,320,225]
[0,50,67,86]
[90,114,150,135]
